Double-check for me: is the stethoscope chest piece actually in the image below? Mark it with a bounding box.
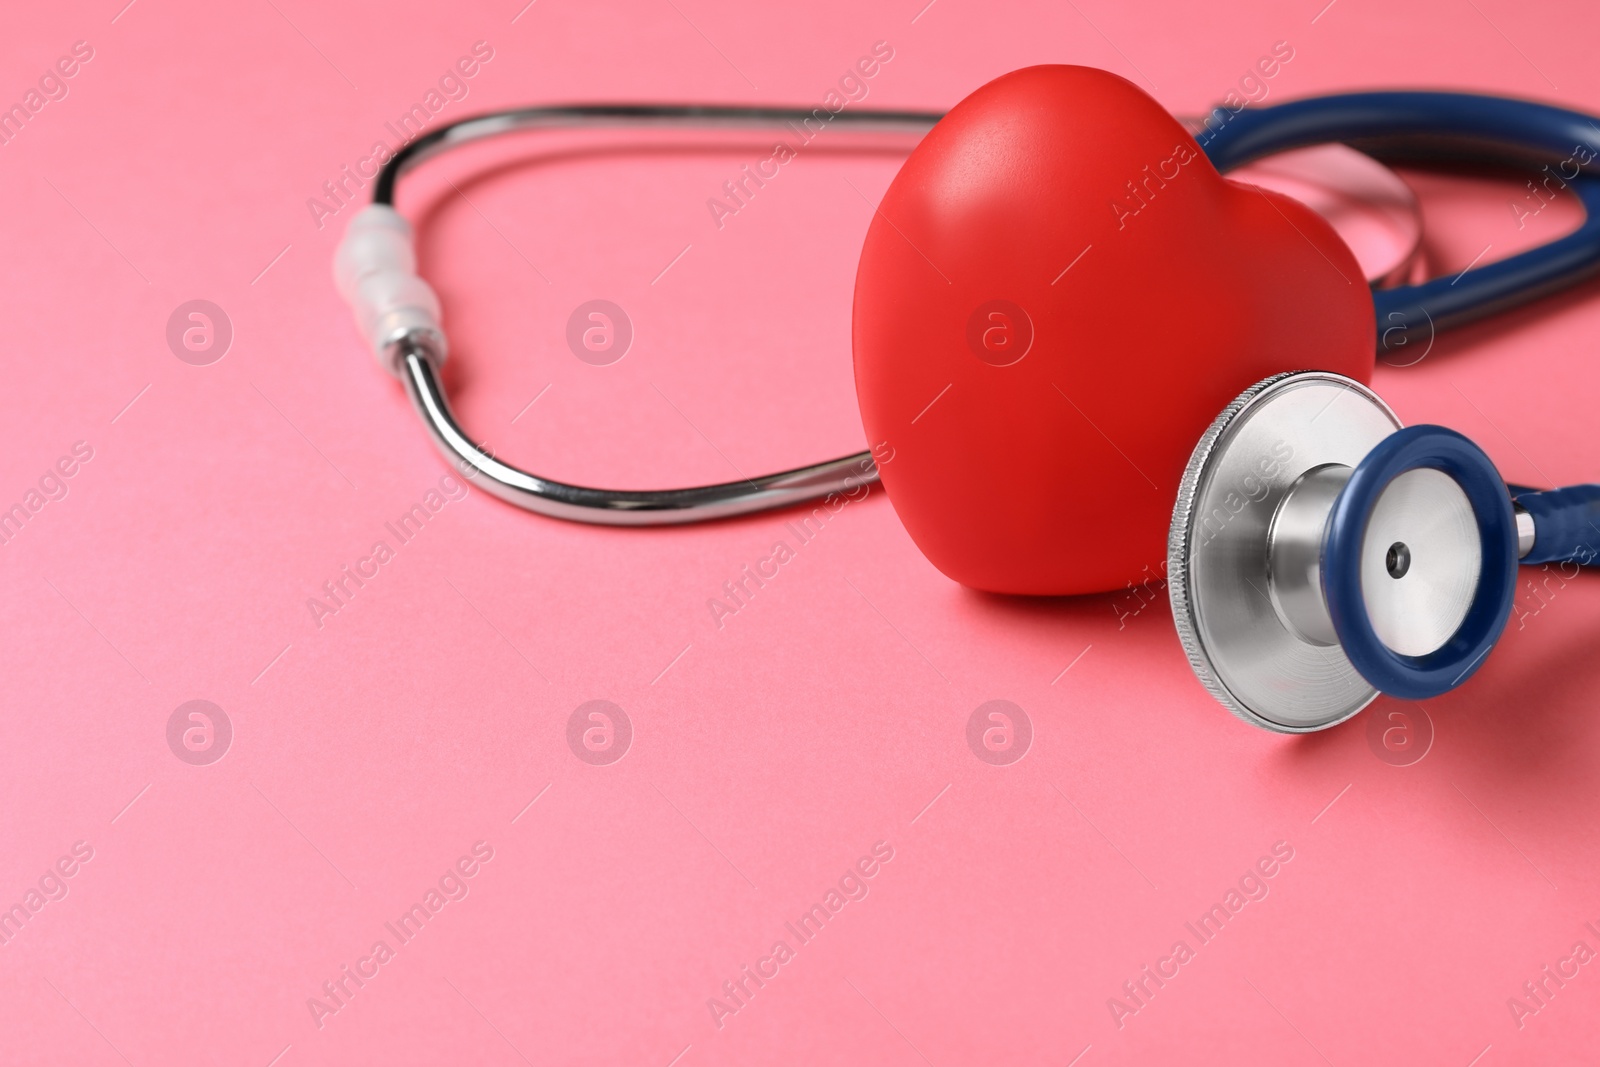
[1170,373,1398,731]
[1170,371,1523,732]
[1169,366,1579,732]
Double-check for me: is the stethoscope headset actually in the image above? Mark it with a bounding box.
[334,69,1600,733]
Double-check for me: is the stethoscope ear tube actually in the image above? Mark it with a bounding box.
[345,104,942,524]
[1321,425,1518,700]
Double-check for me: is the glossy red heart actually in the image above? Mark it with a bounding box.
[852,65,1375,595]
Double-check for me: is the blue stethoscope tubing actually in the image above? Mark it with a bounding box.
[1201,90,1600,351]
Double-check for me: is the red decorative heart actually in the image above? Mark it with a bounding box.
[852,65,1374,595]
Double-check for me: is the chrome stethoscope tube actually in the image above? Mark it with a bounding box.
[398,341,880,524]
[372,104,941,525]
[374,104,942,203]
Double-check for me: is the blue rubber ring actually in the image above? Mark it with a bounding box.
[1322,426,1518,699]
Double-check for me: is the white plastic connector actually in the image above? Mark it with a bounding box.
[333,205,447,374]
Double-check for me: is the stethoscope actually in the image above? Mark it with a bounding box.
[335,85,1600,734]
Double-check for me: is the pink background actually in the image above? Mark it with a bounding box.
[3,0,1598,1063]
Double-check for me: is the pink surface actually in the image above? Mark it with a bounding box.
[1,1,1597,1064]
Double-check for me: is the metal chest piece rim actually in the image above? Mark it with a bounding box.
[1168,371,1403,733]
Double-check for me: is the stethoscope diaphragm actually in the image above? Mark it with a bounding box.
[1169,372,1399,732]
